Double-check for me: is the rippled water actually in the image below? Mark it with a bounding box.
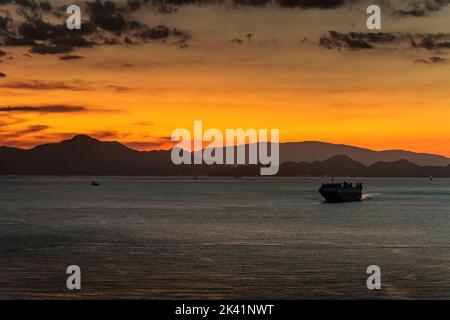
[0,176,449,299]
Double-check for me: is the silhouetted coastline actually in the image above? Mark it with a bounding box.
[1,135,450,177]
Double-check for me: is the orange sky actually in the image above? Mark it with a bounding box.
[1,1,450,156]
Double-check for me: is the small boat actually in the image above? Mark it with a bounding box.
[429,176,433,181]
[319,181,363,202]
[91,181,100,186]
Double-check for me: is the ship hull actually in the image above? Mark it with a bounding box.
[319,187,362,203]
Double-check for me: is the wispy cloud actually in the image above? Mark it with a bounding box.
[59,55,84,61]
[415,56,446,64]
[0,105,88,113]
[0,80,91,91]
[107,85,133,92]
[0,79,134,93]
[0,124,51,145]
[124,137,173,150]
[16,124,51,135]
[132,121,155,126]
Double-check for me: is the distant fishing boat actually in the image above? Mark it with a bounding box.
[91,181,100,186]
[319,181,363,203]
[430,176,433,181]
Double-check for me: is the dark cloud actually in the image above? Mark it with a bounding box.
[18,17,66,41]
[232,0,271,6]
[0,0,193,56]
[278,0,346,8]
[0,0,36,8]
[349,32,397,44]
[429,55,445,63]
[50,35,94,48]
[126,0,143,11]
[0,15,11,32]
[0,80,90,90]
[229,38,244,45]
[3,36,36,46]
[411,34,450,50]
[438,41,450,48]
[319,31,450,52]
[0,0,444,16]
[0,49,6,57]
[392,0,450,17]
[0,0,360,60]
[30,44,73,54]
[2,0,448,63]
[319,31,377,50]
[134,24,192,46]
[0,71,5,77]
[39,0,52,11]
[86,0,127,34]
[29,34,94,55]
[59,55,84,60]
[148,0,348,9]
[9,17,95,54]
[0,105,88,113]
[138,24,170,40]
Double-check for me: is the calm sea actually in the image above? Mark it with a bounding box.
[0,177,449,299]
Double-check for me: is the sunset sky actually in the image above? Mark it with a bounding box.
[1,0,450,155]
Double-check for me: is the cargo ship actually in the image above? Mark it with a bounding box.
[319,181,363,202]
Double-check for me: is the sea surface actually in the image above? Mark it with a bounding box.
[0,176,449,299]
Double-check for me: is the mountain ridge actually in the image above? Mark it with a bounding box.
[2,135,449,166]
[278,140,450,166]
[1,135,450,177]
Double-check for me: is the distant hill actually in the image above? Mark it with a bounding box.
[277,155,448,178]
[1,135,450,177]
[279,141,450,166]
[0,135,178,176]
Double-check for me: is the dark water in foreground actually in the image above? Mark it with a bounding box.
[0,177,449,299]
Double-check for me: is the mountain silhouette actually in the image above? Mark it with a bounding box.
[1,135,450,177]
[1,135,177,175]
[198,141,450,167]
[277,157,444,177]
[279,141,450,166]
